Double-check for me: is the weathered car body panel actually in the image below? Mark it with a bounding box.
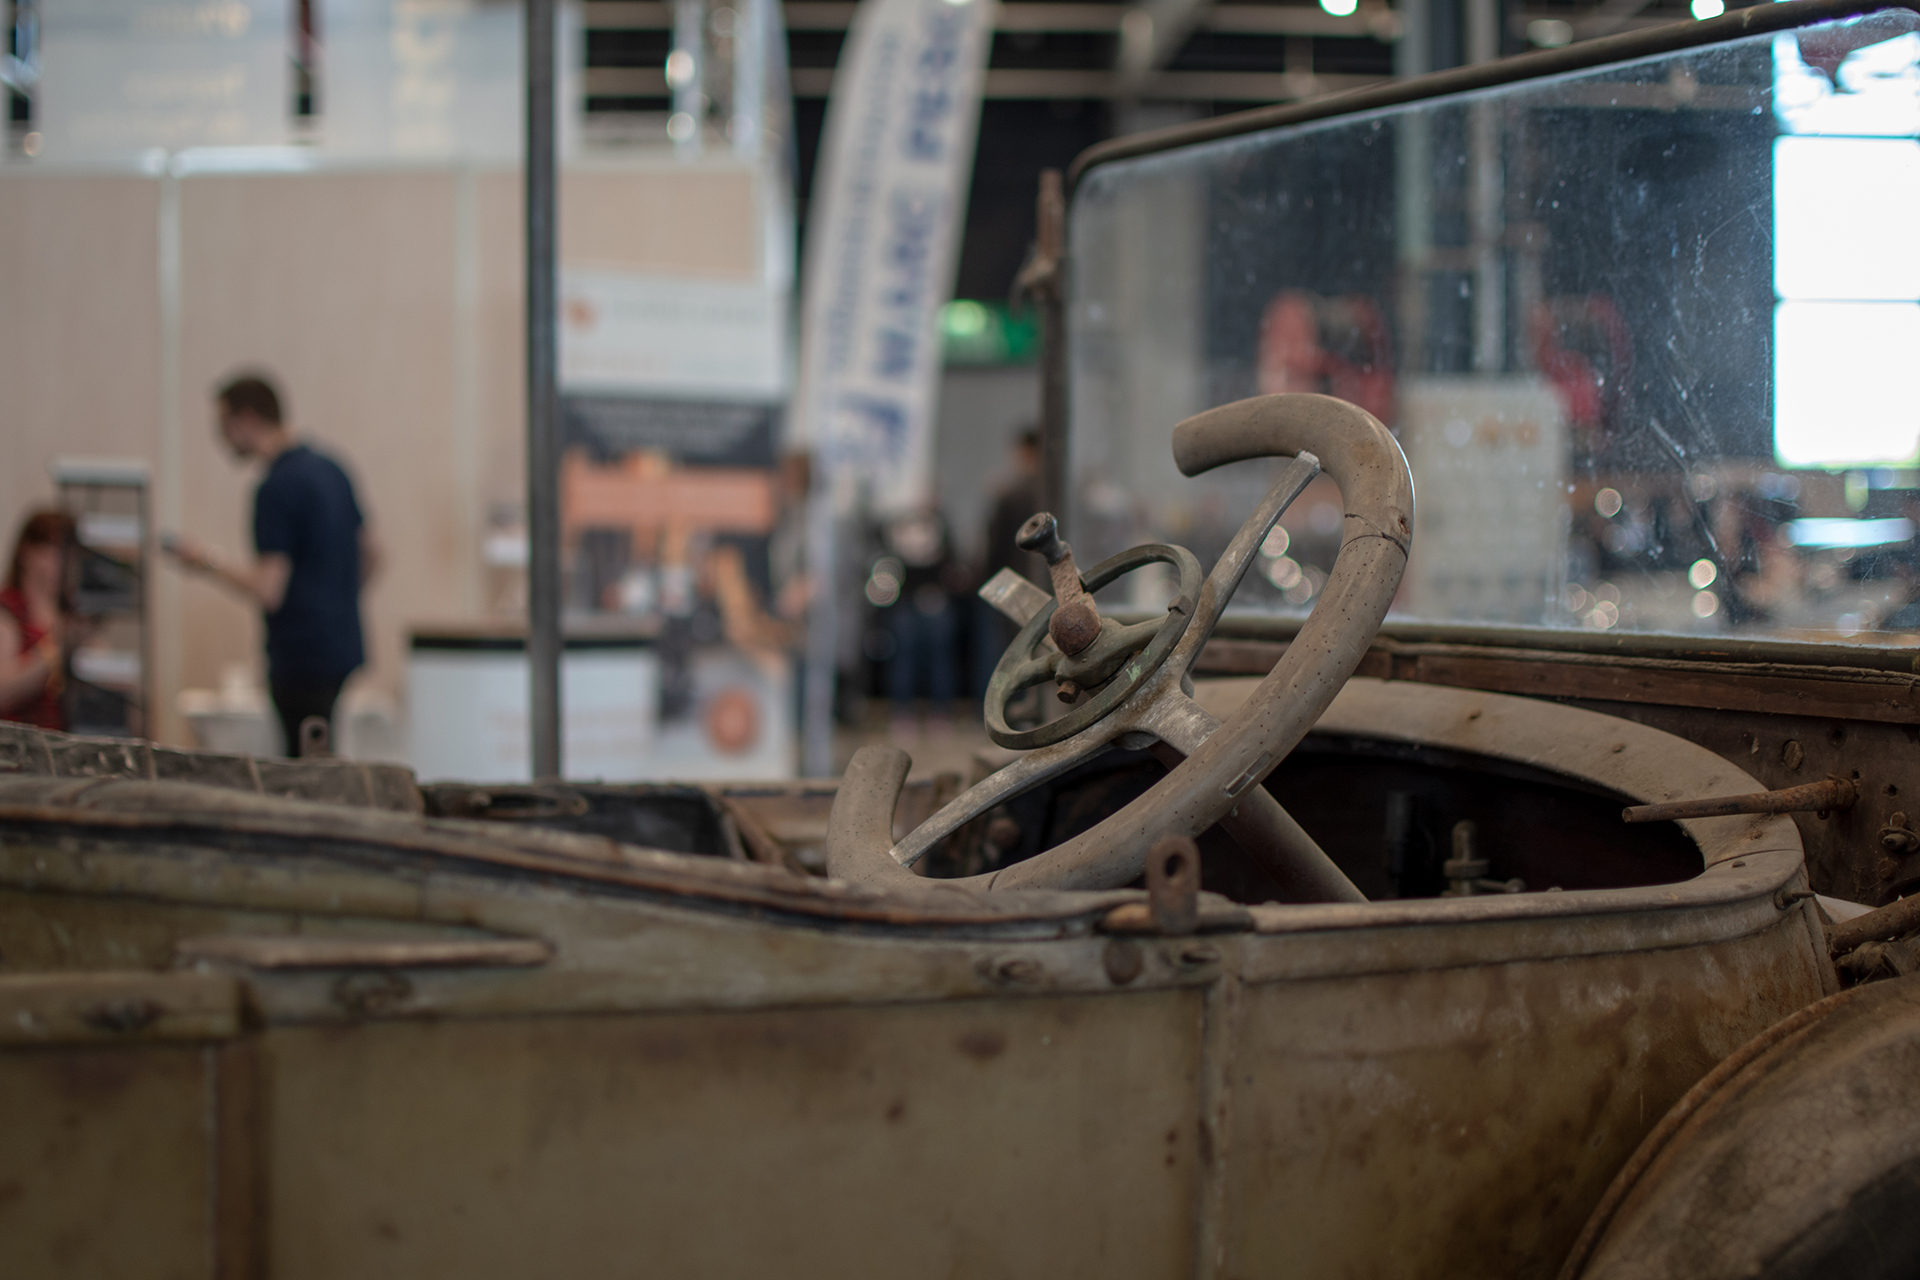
[0,683,1830,1278]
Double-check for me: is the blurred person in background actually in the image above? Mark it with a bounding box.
[975,427,1042,699]
[163,372,380,755]
[876,504,963,741]
[0,510,78,730]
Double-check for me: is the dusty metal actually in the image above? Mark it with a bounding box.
[297,716,331,758]
[175,935,554,970]
[1622,776,1856,824]
[979,567,1051,628]
[982,541,1204,751]
[1147,836,1201,935]
[0,674,1834,1278]
[1016,511,1102,656]
[1439,820,1523,896]
[1099,900,1254,935]
[0,970,240,1044]
[709,792,806,872]
[526,0,562,779]
[1829,892,1920,956]
[1193,626,1920,726]
[1017,167,1068,529]
[0,719,423,811]
[1188,629,1920,904]
[1065,0,1890,192]
[1567,976,1920,1279]
[849,412,1366,893]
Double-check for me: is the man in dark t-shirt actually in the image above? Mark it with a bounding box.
[164,373,378,755]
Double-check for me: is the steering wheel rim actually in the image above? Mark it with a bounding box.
[826,392,1413,897]
[984,543,1204,751]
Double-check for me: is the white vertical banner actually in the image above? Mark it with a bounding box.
[790,0,996,512]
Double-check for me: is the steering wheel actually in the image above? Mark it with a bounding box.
[825,393,1414,898]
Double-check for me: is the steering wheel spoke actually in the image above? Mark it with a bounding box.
[1137,693,1364,903]
[890,719,1126,869]
[1172,450,1322,672]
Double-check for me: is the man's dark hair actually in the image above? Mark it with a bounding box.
[1016,426,1040,450]
[218,373,283,424]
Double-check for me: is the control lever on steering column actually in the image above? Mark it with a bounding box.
[1016,512,1102,664]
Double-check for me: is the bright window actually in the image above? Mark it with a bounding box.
[1773,33,1920,469]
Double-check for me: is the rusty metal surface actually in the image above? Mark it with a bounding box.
[1830,892,1920,955]
[1224,915,1825,1279]
[0,776,1144,933]
[0,720,423,813]
[0,970,240,1044]
[261,993,1204,1280]
[0,666,1847,1276]
[1571,975,1920,1280]
[1622,775,1856,824]
[841,395,1398,894]
[1188,629,1920,906]
[0,1043,220,1277]
[1557,987,1859,1280]
[1147,836,1201,935]
[0,779,1831,1279]
[1200,678,1812,873]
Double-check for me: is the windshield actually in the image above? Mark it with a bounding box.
[1068,8,1920,644]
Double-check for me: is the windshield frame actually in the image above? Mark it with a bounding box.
[1058,0,1920,671]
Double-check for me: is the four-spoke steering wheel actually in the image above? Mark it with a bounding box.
[825,393,1414,899]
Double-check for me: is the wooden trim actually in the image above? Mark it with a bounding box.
[1195,639,1920,725]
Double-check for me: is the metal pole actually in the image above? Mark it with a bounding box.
[526,0,562,781]
[1034,169,1069,532]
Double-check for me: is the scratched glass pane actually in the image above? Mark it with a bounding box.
[1069,9,1920,643]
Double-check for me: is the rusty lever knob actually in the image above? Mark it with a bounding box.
[1016,512,1069,564]
[1016,512,1101,657]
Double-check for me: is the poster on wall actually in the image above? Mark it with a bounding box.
[36,0,288,156]
[323,0,581,162]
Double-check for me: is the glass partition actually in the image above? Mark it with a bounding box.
[1069,7,1920,642]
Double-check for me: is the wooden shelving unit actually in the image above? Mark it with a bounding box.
[50,458,151,738]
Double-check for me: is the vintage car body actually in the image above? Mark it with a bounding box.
[0,681,1830,1279]
[9,0,1920,1276]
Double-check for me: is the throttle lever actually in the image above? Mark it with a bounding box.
[1017,512,1101,657]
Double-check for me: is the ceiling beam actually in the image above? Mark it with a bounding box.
[584,0,1398,38]
[584,64,1386,100]
[583,0,1680,51]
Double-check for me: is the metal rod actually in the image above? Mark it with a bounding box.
[1831,890,1920,957]
[1621,776,1855,824]
[1034,169,1069,535]
[526,0,563,781]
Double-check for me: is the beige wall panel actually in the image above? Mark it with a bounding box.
[0,174,161,605]
[562,164,758,277]
[178,172,463,712]
[476,171,527,530]
[1,162,762,746]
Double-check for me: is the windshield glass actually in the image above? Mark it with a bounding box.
[1068,8,1920,644]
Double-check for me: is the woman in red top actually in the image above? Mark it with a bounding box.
[0,510,76,730]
